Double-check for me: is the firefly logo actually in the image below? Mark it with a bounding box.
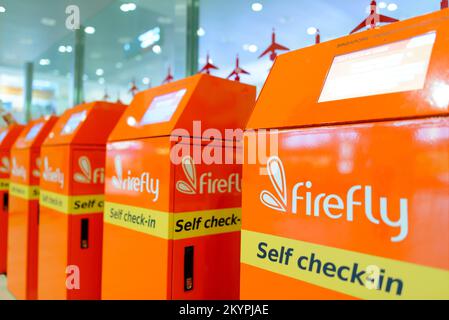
[73,156,104,184]
[42,157,64,189]
[111,155,159,202]
[0,157,10,174]
[260,156,409,242]
[260,157,288,212]
[176,156,241,195]
[11,157,26,181]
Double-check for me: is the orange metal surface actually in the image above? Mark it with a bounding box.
[0,124,25,275]
[102,74,256,300]
[240,264,357,300]
[108,74,255,142]
[7,116,58,300]
[102,137,173,300]
[241,10,449,300]
[38,102,125,300]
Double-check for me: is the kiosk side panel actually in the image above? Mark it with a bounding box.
[66,147,107,300]
[241,117,449,300]
[0,150,11,274]
[38,145,71,300]
[7,148,32,299]
[171,142,243,299]
[102,137,173,299]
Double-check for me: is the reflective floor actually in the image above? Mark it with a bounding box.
[0,276,14,300]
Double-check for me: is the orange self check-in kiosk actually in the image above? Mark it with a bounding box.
[241,10,449,300]
[7,116,58,300]
[102,74,255,299]
[0,124,25,275]
[38,102,126,300]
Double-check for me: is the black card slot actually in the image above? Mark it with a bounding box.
[3,193,8,211]
[81,218,89,249]
[184,246,194,291]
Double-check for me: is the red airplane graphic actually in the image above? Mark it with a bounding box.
[162,66,174,84]
[258,29,289,62]
[227,55,250,82]
[103,88,110,101]
[315,29,321,44]
[129,79,139,97]
[199,53,219,74]
[350,0,399,34]
[442,0,448,9]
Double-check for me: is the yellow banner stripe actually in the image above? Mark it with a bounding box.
[0,178,9,191]
[241,230,449,300]
[104,201,241,240]
[104,202,172,239]
[9,182,40,200]
[40,190,104,215]
[173,208,241,240]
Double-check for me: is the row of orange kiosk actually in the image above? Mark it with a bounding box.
[0,9,448,300]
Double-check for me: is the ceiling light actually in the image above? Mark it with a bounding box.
[96,68,104,76]
[248,44,258,53]
[307,27,318,35]
[124,43,131,51]
[378,2,387,9]
[387,3,398,11]
[0,6,6,13]
[251,2,263,12]
[84,26,96,34]
[58,45,73,53]
[120,3,136,12]
[98,78,105,85]
[197,27,206,37]
[142,77,150,85]
[41,17,56,26]
[152,45,162,54]
[138,27,161,49]
[39,59,51,66]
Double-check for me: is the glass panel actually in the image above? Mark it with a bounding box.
[198,0,439,94]
[83,0,188,105]
[0,0,189,124]
[0,0,442,124]
[0,67,25,123]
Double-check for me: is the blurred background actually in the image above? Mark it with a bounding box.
[0,0,443,123]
